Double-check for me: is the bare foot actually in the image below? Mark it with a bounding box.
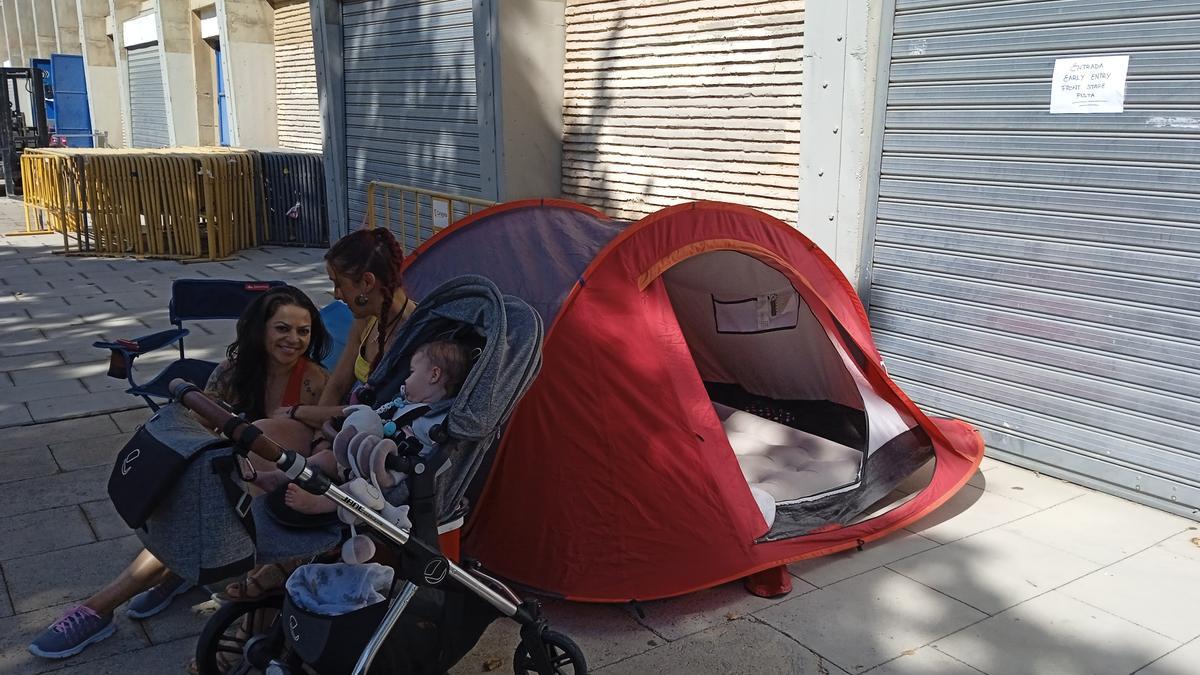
[284,483,336,514]
[252,469,290,495]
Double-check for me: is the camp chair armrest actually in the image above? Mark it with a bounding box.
[94,328,189,356]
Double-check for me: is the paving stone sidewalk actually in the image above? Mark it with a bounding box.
[0,209,334,429]
[2,202,1198,674]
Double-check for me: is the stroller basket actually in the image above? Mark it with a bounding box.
[281,581,455,675]
[281,592,390,675]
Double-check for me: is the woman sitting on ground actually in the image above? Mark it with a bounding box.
[28,285,330,661]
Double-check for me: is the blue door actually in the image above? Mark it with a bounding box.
[31,58,55,130]
[215,45,230,146]
[49,54,92,147]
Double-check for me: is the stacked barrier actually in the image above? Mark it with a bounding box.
[20,147,260,260]
[19,150,83,239]
[255,150,327,247]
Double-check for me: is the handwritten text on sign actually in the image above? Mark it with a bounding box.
[1050,55,1129,114]
[432,199,450,229]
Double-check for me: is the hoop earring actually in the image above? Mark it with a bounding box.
[354,294,369,307]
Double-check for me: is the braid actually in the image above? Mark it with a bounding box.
[369,228,405,371]
[372,283,393,372]
[378,229,405,285]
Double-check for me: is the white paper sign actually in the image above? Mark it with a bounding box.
[431,199,450,229]
[1050,55,1129,114]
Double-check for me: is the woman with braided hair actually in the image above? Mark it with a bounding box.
[270,226,416,431]
[322,226,415,404]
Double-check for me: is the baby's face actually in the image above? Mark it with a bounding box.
[403,351,440,403]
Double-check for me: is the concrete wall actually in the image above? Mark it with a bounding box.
[155,0,199,146]
[53,0,83,54]
[217,0,276,147]
[0,14,8,64]
[76,0,121,146]
[1,1,19,65]
[110,0,141,148]
[310,0,345,236]
[191,9,217,146]
[497,0,564,200]
[795,0,884,289]
[31,0,58,57]
[12,0,36,63]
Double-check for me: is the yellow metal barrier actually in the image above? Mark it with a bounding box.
[363,181,495,253]
[19,147,260,260]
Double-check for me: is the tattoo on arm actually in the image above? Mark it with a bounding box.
[204,361,231,398]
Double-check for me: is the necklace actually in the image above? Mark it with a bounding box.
[378,299,412,344]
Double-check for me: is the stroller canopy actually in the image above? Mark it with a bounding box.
[368,274,543,443]
[401,200,984,602]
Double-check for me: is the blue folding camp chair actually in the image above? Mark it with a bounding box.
[94,279,286,410]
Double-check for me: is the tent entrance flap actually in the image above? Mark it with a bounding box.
[660,250,925,525]
[660,251,873,510]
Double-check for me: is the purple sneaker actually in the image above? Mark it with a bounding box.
[28,606,115,659]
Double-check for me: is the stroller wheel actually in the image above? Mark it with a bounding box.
[512,630,587,675]
[195,596,285,675]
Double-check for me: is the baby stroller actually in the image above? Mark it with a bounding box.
[148,275,581,674]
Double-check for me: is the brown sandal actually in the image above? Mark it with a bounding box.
[213,563,290,603]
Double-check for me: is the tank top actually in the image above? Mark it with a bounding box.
[354,316,378,384]
[281,357,309,407]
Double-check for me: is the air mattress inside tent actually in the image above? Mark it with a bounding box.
[715,402,863,527]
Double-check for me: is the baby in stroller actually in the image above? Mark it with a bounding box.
[280,339,473,518]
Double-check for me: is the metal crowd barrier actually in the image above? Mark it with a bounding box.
[20,148,261,260]
[255,150,327,247]
[363,180,495,253]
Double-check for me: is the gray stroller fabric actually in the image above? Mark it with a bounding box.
[367,274,544,522]
[250,496,342,564]
[133,403,255,585]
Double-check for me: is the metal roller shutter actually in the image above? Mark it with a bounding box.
[341,0,495,228]
[275,1,322,151]
[866,0,1200,517]
[127,45,170,148]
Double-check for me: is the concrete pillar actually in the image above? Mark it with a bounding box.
[191,7,216,146]
[497,0,564,200]
[155,0,198,146]
[53,0,83,54]
[795,0,884,289]
[109,0,141,148]
[3,1,21,66]
[0,7,12,66]
[12,0,36,64]
[77,0,121,146]
[311,0,344,236]
[217,0,276,147]
[31,0,57,58]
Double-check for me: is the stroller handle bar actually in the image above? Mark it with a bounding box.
[170,379,287,463]
[170,379,425,476]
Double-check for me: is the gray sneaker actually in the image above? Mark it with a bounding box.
[28,606,115,659]
[127,575,194,620]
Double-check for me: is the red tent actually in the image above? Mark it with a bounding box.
[401,199,983,602]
